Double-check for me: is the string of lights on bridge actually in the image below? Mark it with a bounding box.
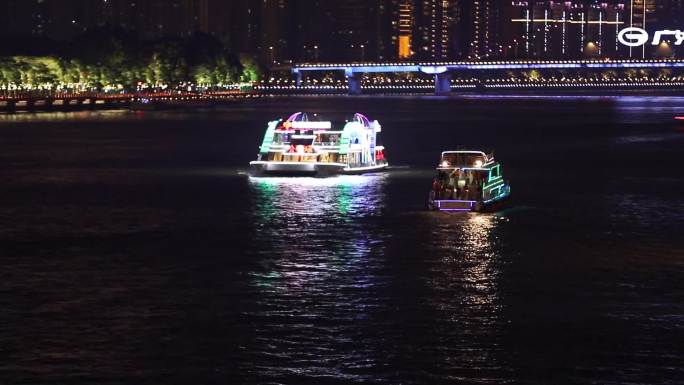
[296,59,684,67]
[293,59,684,72]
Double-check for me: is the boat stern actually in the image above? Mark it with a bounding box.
[429,199,478,212]
[250,161,346,176]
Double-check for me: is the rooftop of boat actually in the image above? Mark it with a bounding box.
[437,150,497,170]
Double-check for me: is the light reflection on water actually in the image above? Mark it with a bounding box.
[419,213,510,381]
[249,175,387,222]
[0,110,131,123]
[243,175,390,382]
[247,174,387,293]
[243,175,512,382]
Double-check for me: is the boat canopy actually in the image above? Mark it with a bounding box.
[438,151,493,169]
[339,113,381,155]
[282,112,331,130]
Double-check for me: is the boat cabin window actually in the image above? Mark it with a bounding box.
[432,169,488,201]
[317,133,340,146]
[441,153,486,168]
[290,137,315,146]
[273,133,290,145]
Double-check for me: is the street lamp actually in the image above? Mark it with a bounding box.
[656,40,673,58]
[513,39,519,58]
[314,45,319,62]
[269,46,274,64]
[584,42,599,58]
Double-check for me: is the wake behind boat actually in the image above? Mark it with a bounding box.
[428,150,511,212]
[250,112,389,176]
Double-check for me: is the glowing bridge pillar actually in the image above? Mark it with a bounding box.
[294,70,302,87]
[434,73,452,96]
[420,66,451,96]
[345,68,362,95]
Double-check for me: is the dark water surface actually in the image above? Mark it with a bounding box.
[2,95,684,384]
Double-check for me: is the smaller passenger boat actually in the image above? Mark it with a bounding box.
[428,150,511,212]
[250,112,389,176]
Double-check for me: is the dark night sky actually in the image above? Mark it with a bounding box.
[1,1,682,62]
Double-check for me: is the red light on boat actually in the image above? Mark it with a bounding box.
[675,116,684,121]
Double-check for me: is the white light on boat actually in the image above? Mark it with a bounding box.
[296,145,305,153]
[441,161,450,167]
[290,121,332,129]
[474,160,483,168]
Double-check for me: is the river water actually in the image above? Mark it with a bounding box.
[1,95,684,384]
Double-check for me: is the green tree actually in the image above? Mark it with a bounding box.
[239,55,261,83]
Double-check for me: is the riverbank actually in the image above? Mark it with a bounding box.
[2,87,684,114]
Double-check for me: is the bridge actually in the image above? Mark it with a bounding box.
[292,59,684,95]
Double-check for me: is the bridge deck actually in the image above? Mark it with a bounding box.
[293,59,684,74]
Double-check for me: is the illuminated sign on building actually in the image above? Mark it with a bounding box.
[618,28,684,47]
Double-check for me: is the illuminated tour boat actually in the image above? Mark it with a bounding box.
[250,112,389,176]
[428,150,511,212]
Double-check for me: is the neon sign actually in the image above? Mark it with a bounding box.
[618,28,684,47]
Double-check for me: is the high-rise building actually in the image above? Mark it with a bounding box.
[628,0,658,58]
[376,0,400,61]
[0,0,218,41]
[197,0,209,34]
[468,0,502,60]
[671,0,684,24]
[260,0,290,64]
[503,1,631,60]
[227,0,260,55]
[412,0,454,60]
[327,0,378,61]
[289,0,326,62]
[398,0,414,58]
[1,0,681,62]
[0,0,50,38]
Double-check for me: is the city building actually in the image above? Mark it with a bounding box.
[1,0,682,62]
[412,0,453,60]
[501,1,634,60]
[398,0,414,58]
[468,0,501,60]
[0,0,214,41]
[376,0,402,61]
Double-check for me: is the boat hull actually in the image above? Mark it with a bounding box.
[340,163,389,175]
[428,190,511,213]
[250,161,388,177]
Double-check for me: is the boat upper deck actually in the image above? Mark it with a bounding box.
[254,112,388,170]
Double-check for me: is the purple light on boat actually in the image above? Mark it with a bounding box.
[354,113,371,126]
[286,112,303,122]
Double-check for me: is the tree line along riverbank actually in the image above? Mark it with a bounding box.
[0,27,260,95]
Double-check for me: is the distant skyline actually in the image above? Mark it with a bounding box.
[0,0,682,63]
